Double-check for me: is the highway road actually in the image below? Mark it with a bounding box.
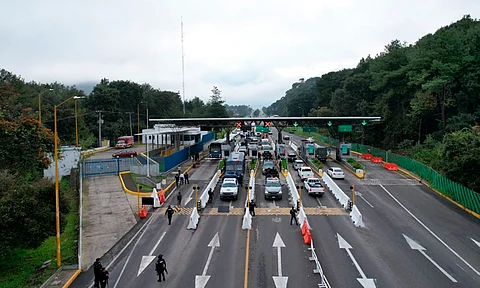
[283,129,480,287]
[73,130,480,288]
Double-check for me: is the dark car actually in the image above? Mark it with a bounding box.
[287,153,297,162]
[112,150,138,158]
[283,135,290,140]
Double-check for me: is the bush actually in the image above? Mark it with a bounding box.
[218,159,225,170]
[346,158,363,170]
[311,158,323,169]
[250,158,257,170]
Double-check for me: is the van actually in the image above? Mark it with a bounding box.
[293,159,304,170]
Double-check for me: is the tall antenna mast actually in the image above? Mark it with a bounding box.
[181,17,186,115]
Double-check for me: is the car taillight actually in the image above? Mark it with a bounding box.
[309,188,312,191]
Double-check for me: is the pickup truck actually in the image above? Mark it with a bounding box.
[298,166,314,180]
[303,177,326,196]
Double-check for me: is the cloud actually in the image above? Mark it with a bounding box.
[1,0,479,108]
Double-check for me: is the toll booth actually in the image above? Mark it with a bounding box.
[221,144,232,159]
[277,144,286,158]
[248,144,258,158]
[336,142,352,161]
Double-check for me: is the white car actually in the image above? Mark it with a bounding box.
[293,159,304,170]
[298,166,314,180]
[220,178,239,200]
[327,167,345,179]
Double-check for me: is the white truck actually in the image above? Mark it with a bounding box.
[303,177,326,197]
[298,166,314,180]
[219,178,239,200]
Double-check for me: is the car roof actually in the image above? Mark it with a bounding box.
[332,167,343,171]
[223,178,237,182]
[295,159,303,162]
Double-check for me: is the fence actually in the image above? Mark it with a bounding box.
[318,135,480,215]
[82,158,137,177]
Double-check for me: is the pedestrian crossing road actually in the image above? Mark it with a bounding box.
[157,206,347,216]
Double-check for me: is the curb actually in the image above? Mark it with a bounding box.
[62,269,81,288]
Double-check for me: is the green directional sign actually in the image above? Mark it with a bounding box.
[293,122,298,127]
[303,126,309,132]
[362,120,367,126]
[327,121,332,127]
[338,125,353,132]
[302,126,316,133]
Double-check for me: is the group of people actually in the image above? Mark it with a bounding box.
[93,258,109,288]
[174,170,189,187]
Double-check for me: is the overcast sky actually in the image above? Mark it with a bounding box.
[1,0,478,108]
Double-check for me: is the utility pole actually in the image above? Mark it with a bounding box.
[127,112,133,136]
[146,108,149,129]
[181,17,186,115]
[97,111,103,147]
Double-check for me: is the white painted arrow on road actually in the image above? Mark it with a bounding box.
[272,232,288,288]
[471,237,480,249]
[195,232,220,288]
[137,231,166,277]
[403,234,457,282]
[184,187,195,205]
[337,233,376,288]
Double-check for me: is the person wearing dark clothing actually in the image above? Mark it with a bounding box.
[249,200,256,216]
[93,258,102,288]
[184,172,189,184]
[165,205,174,225]
[155,254,168,282]
[290,206,299,225]
[208,188,213,203]
[175,174,179,188]
[177,191,182,207]
[100,268,109,288]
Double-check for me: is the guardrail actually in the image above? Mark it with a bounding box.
[350,205,365,227]
[308,238,332,288]
[286,173,300,210]
[244,169,256,208]
[187,170,220,230]
[322,173,350,208]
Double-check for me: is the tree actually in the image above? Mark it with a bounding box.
[252,109,260,117]
[206,86,228,118]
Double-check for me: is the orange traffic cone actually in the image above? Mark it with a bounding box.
[303,229,311,245]
[159,189,166,204]
[301,219,308,235]
[140,205,148,218]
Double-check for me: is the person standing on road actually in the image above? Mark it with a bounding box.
[179,173,185,185]
[208,188,213,203]
[93,258,102,288]
[100,267,109,288]
[177,191,182,207]
[184,171,189,184]
[249,200,256,217]
[165,205,174,225]
[290,206,299,225]
[175,174,179,188]
[155,254,168,282]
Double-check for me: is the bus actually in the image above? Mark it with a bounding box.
[224,152,246,183]
[209,139,224,158]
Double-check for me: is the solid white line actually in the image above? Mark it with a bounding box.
[316,197,323,207]
[345,248,367,279]
[379,184,480,276]
[359,194,374,208]
[149,231,167,256]
[420,250,457,282]
[202,246,216,276]
[277,246,283,277]
[112,215,158,288]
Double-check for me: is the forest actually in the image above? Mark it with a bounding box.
[263,15,480,192]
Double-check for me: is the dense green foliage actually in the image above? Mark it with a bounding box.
[226,104,253,117]
[266,16,480,192]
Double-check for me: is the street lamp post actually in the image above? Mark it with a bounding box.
[53,95,84,267]
[38,88,54,123]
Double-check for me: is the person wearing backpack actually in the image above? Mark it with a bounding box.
[155,254,168,282]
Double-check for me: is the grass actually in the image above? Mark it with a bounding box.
[281,158,287,170]
[346,157,364,170]
[250,158,257,170]
[0,178,79,288]
[131,173,165,190]
[311,158,323,170]
[218,159,225,170]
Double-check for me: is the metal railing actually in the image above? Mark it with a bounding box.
[308,238,331,288]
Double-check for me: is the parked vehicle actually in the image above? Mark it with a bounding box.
[293,159,304,170]
[298,166,314,180]
[327,167,345,179]
[264,177,282,200]
[112,150,137,158]
[220,178,239,200]
[303,177,326,196]
[115,136,134,149]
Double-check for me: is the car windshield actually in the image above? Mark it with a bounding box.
[333,168,343,173]
[264,162,274,168]
[223,182,236,188]
[302,168,312,172]
[288,154,296,157]
[266,181,281,187]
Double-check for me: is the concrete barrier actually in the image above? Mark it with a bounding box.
[242,210,252,230]
[199,170,220,208]
[322,173,350,208]
[244,169,255,208]
[349,205,365,227]
[187,207,200,230]
[286,172,300,209]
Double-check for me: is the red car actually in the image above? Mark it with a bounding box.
[112,150,137,158]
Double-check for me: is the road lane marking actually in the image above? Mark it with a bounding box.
[196,233,220,288]
[356,192,374,208]
[379,184,480,276]
[137,231,167,276]
[272,232,288,287]
[315,197,324,207]
[113,214,158,288]
[403,234,457,282]
[337,233,376,287]
[471,238,480,249]
[244,229,251,288]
